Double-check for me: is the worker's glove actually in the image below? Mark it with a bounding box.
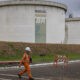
[30,57,32,63]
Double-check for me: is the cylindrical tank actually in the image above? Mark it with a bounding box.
[66,18,80,44]
[0,0,67,43]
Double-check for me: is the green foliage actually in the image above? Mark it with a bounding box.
[0,42,80,64]
[31,53,54,63]
[0,50,7,55]
[8,43,14,48]
[56,51,68,55]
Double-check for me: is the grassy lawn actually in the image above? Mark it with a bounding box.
[0,53,80,63]
[32,53,80,63]
[0,43,80,67]
[0,43,80,63]
[68,54,80,60]
[0,53,80,67]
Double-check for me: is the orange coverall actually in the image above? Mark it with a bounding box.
[19,53,32,79]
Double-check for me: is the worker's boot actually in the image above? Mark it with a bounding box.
[29,78,34,80]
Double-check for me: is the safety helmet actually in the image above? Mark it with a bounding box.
[25,47,31,52]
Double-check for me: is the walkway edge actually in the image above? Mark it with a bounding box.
[0,60,80,70]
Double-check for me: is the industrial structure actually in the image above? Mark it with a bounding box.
[65,18,80,44]
[0,0,67,43]
[0,0,80,44]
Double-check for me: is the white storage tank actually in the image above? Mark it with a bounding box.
[66,18,80,44]
[0,0,67,43]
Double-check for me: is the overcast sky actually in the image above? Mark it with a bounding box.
[46,0,80,18]
[0,0,80,18]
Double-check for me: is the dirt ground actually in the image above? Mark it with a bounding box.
[0,62,80,80]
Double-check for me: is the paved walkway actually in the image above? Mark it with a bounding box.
[0,61,80,80]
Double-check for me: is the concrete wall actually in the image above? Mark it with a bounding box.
[0,6,35,43]
[47,8,65,43]
[66,18,80,44]
[0,1,66,43]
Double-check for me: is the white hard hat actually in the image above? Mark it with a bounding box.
[25,47,31,51]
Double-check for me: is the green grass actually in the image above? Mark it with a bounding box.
[0,53,80,67]
[68,54,80,60]
[0,43,80,66]
[32,53,80,63]
[0,53,80,63]
[0,43,80,63]
[32,54,54,63]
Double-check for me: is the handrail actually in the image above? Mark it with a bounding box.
[0,61,20,64]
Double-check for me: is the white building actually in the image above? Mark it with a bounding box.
[65,18,80,44]
[0,0,67,43]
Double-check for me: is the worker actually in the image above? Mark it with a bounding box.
[18,47,34,80]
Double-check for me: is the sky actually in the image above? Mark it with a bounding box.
[0,0,80,18]
[46,0,80,18]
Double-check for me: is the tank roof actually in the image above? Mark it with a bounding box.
[66,17,80,22]
[0,0,67,11]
